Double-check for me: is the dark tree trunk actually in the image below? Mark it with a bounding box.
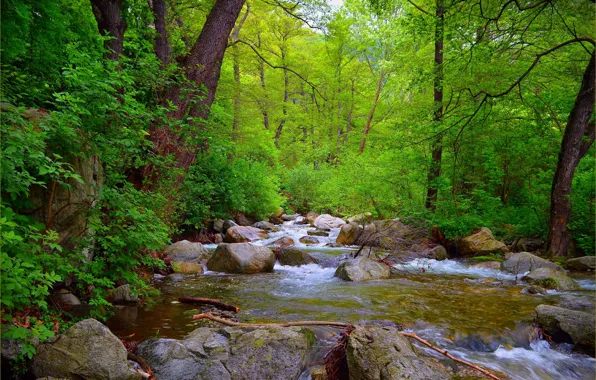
[150,0,246,171]
[546,52,595,257]
[91,0,127,60]
[359,73,384,154]
[150,0,171,64]
[424,0,444,211]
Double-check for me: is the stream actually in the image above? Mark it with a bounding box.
[109,220,596,380]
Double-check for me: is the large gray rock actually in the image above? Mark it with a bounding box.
[355,219,411,251]
[535,305,595,353]
[305,211,319,226]
[299,236,319,245]
[225,226,268,243]
[31,319,139,380]
[314,214,346,229]
[502,252,562,274]
[346,326,450,380]
[336,222,362,246]
[206,243,275,273]
[522,267,579,291]
[51,289,81,306]
[458,227,506,256]
[111,284,139,304]
[516,237,544,252]
[347,212,373,224]
[277,248,318,266]
[223,220,238,234]
[567,256,596,271]
[252,221,279,232]
[335,258,390,282]
[164,240,210,263]
[137,326,312,380]
[213,219,225,233]
[266,236,295,248]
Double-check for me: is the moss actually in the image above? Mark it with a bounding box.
[254,338,265,347]
[303,328,316,347]
[536,277,558,290]
[472,254,504,263]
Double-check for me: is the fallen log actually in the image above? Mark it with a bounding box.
[192,312,501,380]
[179,297,239,312]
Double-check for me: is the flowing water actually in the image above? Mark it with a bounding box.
[109,219,596,380]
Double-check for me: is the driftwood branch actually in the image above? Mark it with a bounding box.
[193,312,501,380]
[179,297,239,313]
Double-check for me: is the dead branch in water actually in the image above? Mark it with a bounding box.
[179,297,240,312]
[192,312,501,380]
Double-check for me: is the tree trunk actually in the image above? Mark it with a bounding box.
[546,52,595,257]
[230,5,249,133]
[256,34,271,130]
[150,0,171,64]
[424,0,444,211]
[91,0,127,60]
[150,0,246,171]
[274,47,289,149]
[359,74,384,154]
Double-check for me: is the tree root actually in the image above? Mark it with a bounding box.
[192,312,501,380]
[179,297,240,312]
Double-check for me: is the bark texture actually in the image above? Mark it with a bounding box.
[150,0,171,64]
[91,0,127,60]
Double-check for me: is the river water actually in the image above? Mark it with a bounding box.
[109,220,596,380]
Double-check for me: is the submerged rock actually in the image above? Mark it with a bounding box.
[336,222,362,246]
[502,252,562,274]
[252,221,279,232]
[346,325,450,380]
[307,229,330,237]
[314,214,346,229]
[458,227,506,256]
[277,248,318,266]
[164,240,210,263]
[206,243,275,273]
[566,256,596,271]
[225,226,268,243]
[31,319,139,380]
[299,236,319,245]
[335,258,390,282]
[137,326,313,380]
[173,262,204,274]
[535,305,595,354]
[522,267,579,291]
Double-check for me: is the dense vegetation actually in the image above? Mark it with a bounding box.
[1,0,594,369]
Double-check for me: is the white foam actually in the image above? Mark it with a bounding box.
[274,263,336,286]
[394,258,519,280]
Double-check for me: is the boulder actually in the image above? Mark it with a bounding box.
[305,212,319,226]
[277,248,318,266]
[206,243,275,274]
[213,219,225,233]
[409,244,448,260]
[347,212,373,224]
[516,237,544,252]
[558,294,595,313]
[471,261,502,270]
[299,236,319,245]
[252,221,279,232]
[566,256,596,271]
[223,220,238,234]
[522,267,579,291]
[164,240,210,263]
[355,219,410,250]
[281,214,298,221]
[294,216,306,224]
[314,214,346,229]
[524,285,547,295]
[31,319,139,380]
[502,252,562,274]
[535,305,595,353]
[233,212,253,226]
[346,326,450,380]
[111,284,139,304]
[214,233,224,244]
[336,222,362,246]
[267,237,295,248]
[51,289,81,306]
[307,229,329,237]
[225,226,268,243]
[458,228,507,256]
[335,258,390,282]
[137,326,313,380]
[173,262,204,274]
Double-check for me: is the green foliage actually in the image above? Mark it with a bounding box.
[536,277,559,290]
[471,254,504,263]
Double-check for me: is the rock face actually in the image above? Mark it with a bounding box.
[164,240,210,263]
[299,236,319,245]
[277,248,318,266]
[252,221,279,232]
[535,305,595,353]
[137,326,313,380]
[502,252,562,274]
[522,267,579,291]
[458,228,506,256]
[206,243,275,273]
[346,326,450,380]
[111,284,139,304]
[567,256,596,271]
[335,258,390,282]
[337,222,362,246]
[347,212,373,224]
[314,214,346,229]
[267,236,295,248]
[31,319,139,380]
[355,219,411,250]
[225,226,268,243]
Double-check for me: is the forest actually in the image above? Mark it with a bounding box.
[1,0,595,378]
